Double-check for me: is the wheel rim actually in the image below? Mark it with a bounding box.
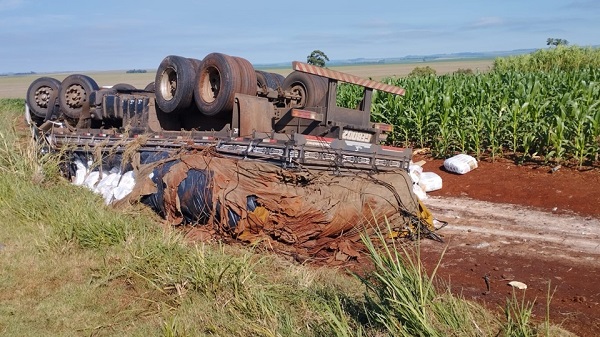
[290,83,307,108]
[34,85,53,109]
[159,67,177,101]
[64,84,87,110]
[200,66,220,103]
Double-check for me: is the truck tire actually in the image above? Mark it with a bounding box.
[188,58,203,73]
[26,77,61,120]
[314,75,328,91]
[155,55,195,113]
[269,72,285,88]
[112,83,136,91]
[193,52,239,116]
[255,70,269,90]
[144,82,155,92]
[232,56,257,96]
[256,70,284,90]
[282,71,328,109]
[58,74,99,119]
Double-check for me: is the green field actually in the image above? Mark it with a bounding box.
[0,59,494,99]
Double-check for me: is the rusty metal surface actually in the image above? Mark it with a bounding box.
[46,124,412,172]
[293,61,406,95]
[233,94,274,137]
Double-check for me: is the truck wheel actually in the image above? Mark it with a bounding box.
[58,74,99,119]
[256,70,284,91]
[188,58,203,73]
[26,77,61,120]
[155,55,195,113]
[269,72,285,88]
[282,71,328,109]
[255,70,269,91]
[144,82,155,92]
[194,52,238,116]
[232,56,257,96]
[112,83,136,91]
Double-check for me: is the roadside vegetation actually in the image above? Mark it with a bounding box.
[338,46,600,167]
[0,98,575,336]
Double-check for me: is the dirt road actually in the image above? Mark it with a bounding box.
[417,176,600,337]
[424,197,600,264]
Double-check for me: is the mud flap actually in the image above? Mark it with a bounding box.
[233,94,273,137]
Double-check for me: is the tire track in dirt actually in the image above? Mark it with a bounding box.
[425,197,600,264]
[419,196,600,337]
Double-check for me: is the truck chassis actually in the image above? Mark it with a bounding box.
[27,54,412,173]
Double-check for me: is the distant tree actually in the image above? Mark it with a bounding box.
[454,68,473,75]
[307,50,329,67]
[546,38,569,47]
[126,69,148,74]
[408,66,436,77]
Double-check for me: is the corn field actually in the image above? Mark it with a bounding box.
[339,46,600,166]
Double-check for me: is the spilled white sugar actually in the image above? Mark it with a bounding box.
[72,160,136,204]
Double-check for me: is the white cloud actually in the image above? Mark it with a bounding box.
[358,18,393,30]
[469,17,504,29]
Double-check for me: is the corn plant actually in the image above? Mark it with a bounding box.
[337,83,364,109]
[432,93,455,156]
[568,100,590,167]
[354,47,600,165]
[546,93,570,163]
[592,104,600,162]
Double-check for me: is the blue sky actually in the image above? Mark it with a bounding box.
[0,0,598,73]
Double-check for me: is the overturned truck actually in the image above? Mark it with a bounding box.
[26,52,440,262]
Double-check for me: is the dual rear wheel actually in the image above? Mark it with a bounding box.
[154,53,258,117]
[255,70,284,91]
[26,74,100,123]
[282,71,328,109]
[26,77,61,121]
[193,53,257,116]
[154,53,328,117]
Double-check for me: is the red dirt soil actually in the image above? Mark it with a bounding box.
[416,156,600,337]
[420,156,600,218]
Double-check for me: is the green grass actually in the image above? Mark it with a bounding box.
[0,98,575,336]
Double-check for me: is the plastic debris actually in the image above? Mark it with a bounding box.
[72,158,136,204]
[412,184,428,200]
[444,154,478,175]
[508,281,528,290]
[419,172,443,192]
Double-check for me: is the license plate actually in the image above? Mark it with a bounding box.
[342,130,373,143]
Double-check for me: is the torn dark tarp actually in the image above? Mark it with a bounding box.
[116,150,436,263]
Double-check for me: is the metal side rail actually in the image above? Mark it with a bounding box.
[44,128,412,173]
